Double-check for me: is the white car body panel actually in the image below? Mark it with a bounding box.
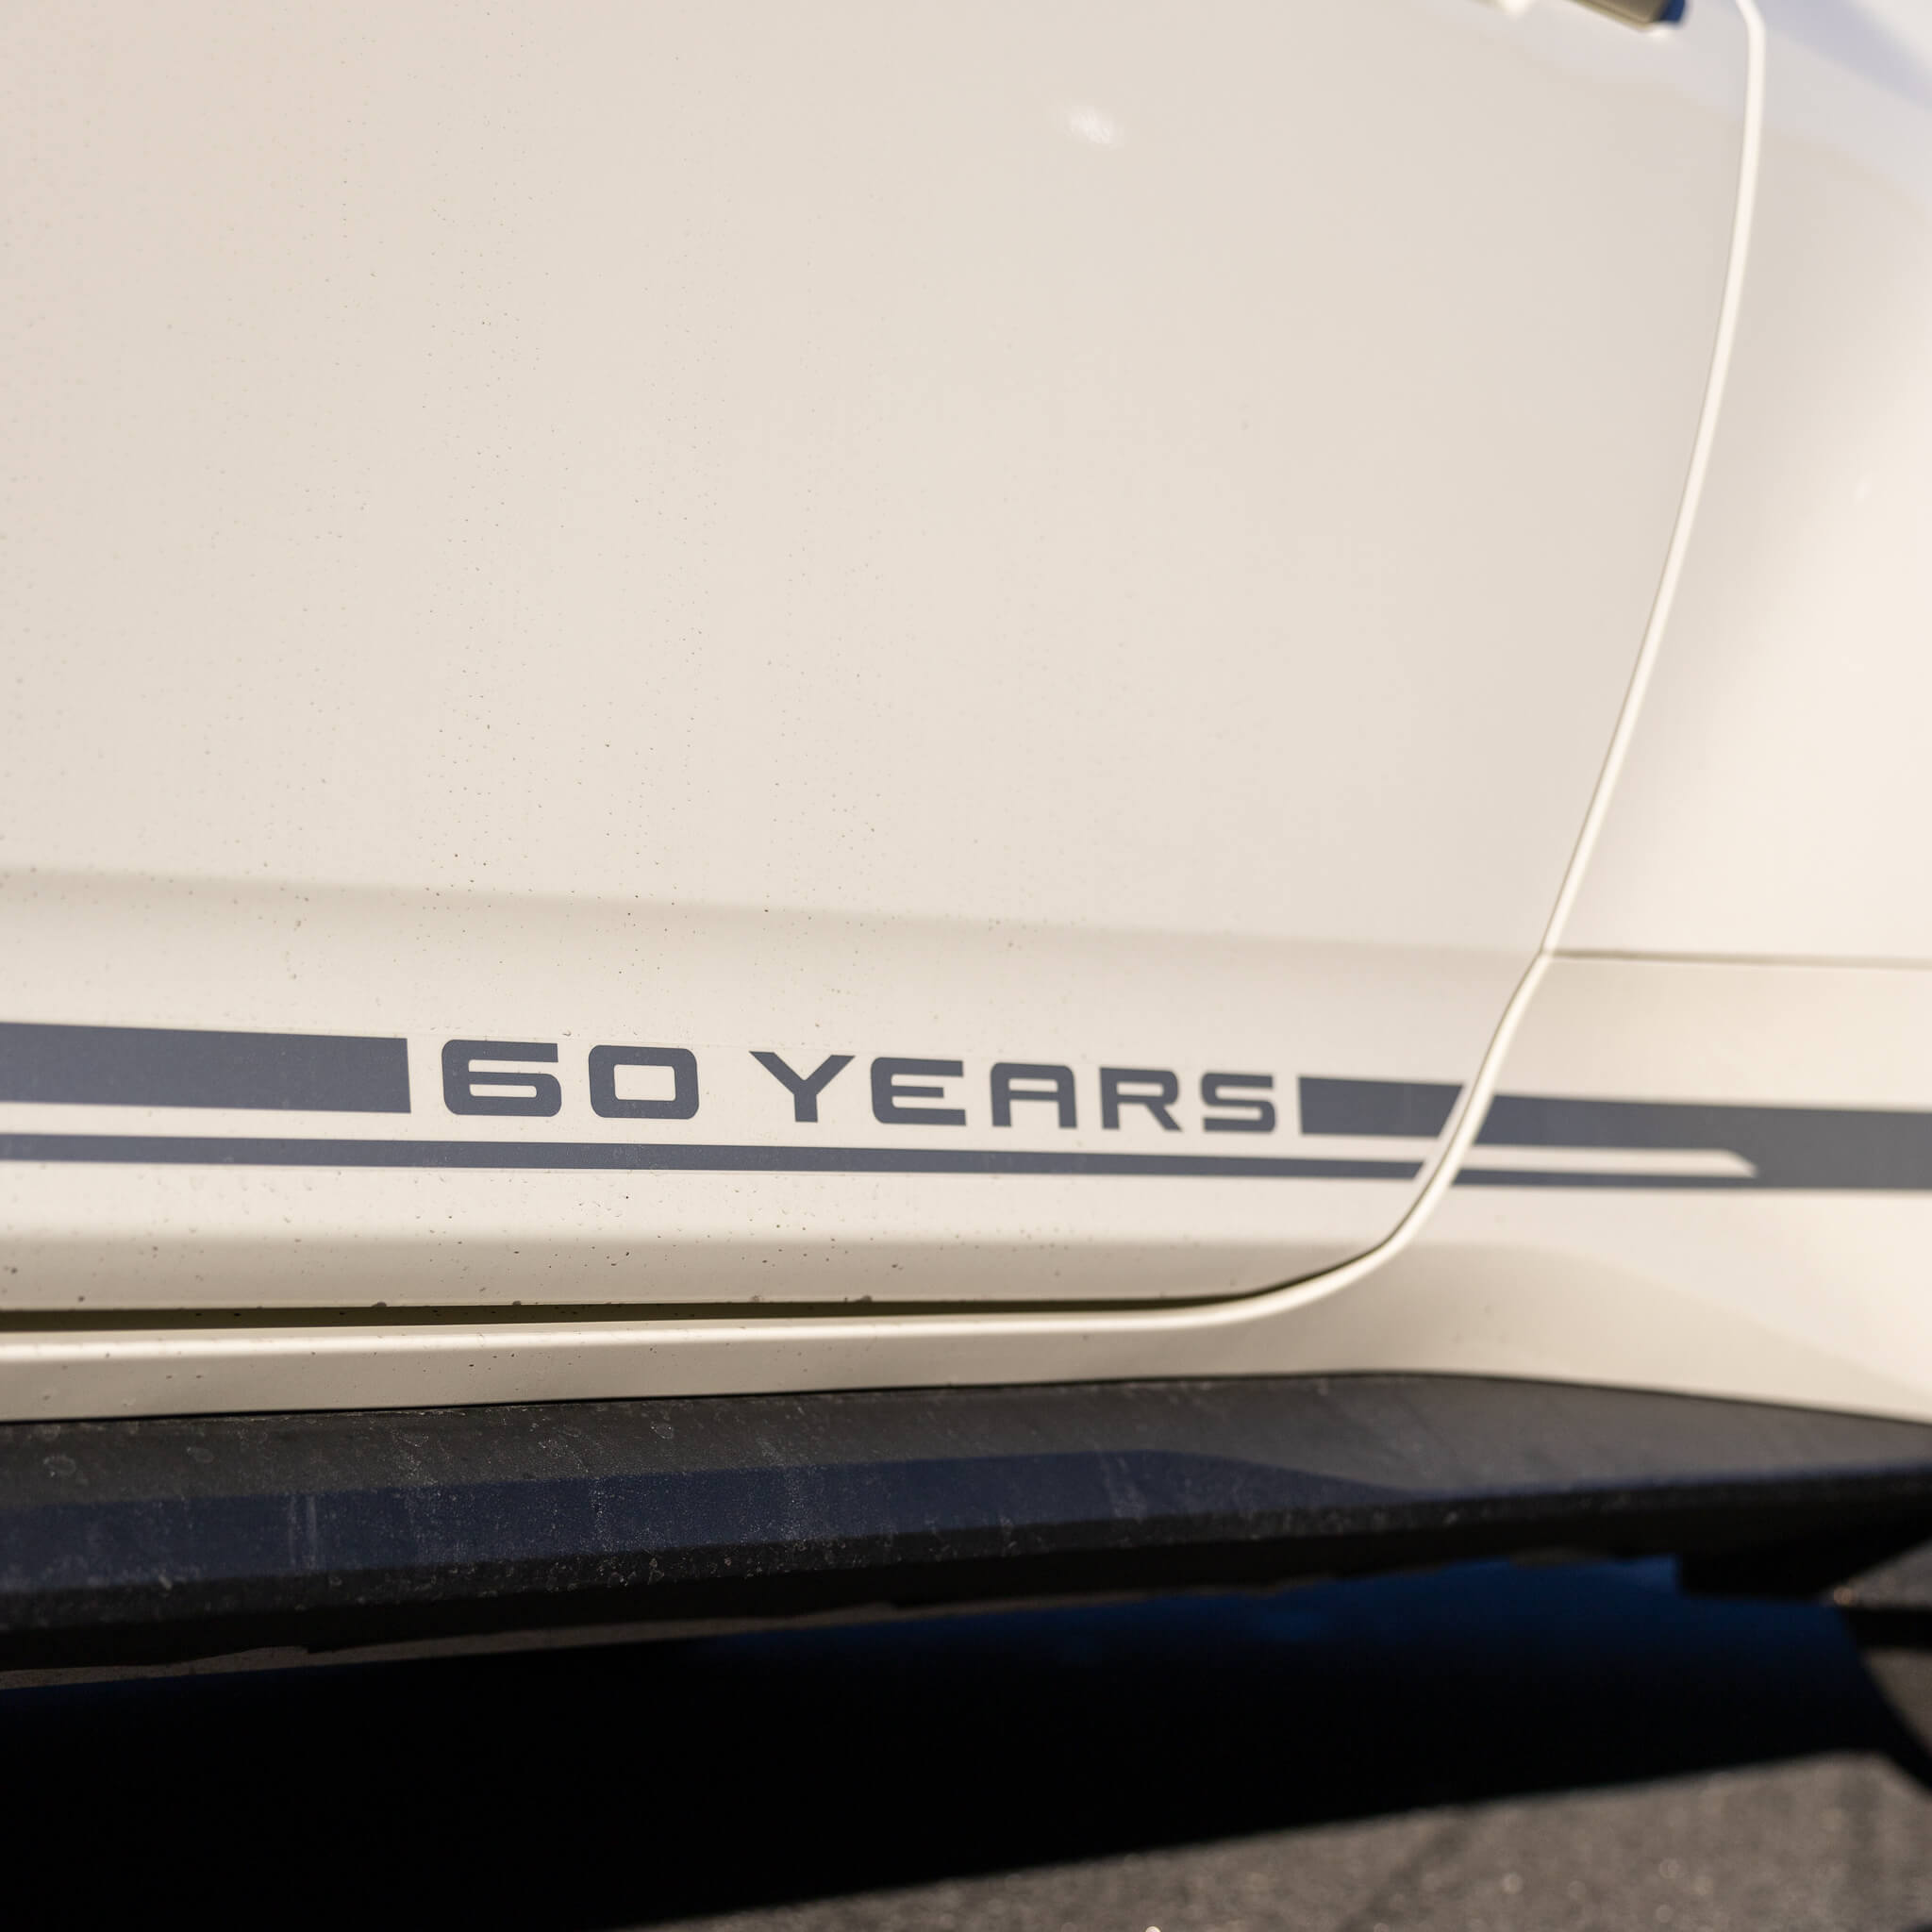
[3,0,1744,1329]
[9,0,1932,1435]
[0,880,1516,1307]
[1568,0,1932,962]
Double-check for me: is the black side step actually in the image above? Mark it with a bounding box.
[7,1374,1932,1672]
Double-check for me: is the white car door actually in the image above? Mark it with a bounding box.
[0,0,1751,1311]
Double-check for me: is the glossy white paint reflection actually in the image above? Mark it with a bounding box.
[1065,105,1122,146]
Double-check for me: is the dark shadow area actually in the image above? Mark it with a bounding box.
[1,1559,1918,1929]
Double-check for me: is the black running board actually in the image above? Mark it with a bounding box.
[7,1374,1932,1673]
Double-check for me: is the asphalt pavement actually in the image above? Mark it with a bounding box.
[5,1560,1931,1929]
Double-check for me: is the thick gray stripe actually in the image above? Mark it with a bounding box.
[0,1023,410,1115]
[1469,1092,1932,1191]
[1299,1075,1461,1139]
[0,1134,1419,1180]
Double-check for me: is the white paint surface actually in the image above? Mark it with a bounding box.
[0,0,1749,1326]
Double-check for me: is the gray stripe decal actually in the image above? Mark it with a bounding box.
[0,1023,410,1115]
[6,1031,1923,1191]
[1465,1093,1932,1191]
[0,1135,1420,1180]
[1299,1076,1461,1139]
[1457,1169,1757,1191]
